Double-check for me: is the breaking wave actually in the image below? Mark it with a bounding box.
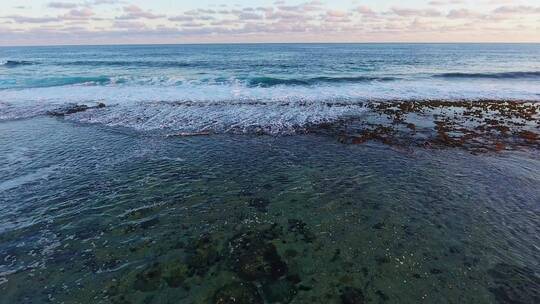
[66,100,368,135]
[0,60,35,68]
[247,76,398,87]
[434,71,540,80]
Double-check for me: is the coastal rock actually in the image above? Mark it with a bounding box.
[47,102,105,116]
[162,262,189,288]
[185,234,219,276]
[340,287,365,304]
[228,228,288,282]
[248,197,271,212]
[133,263,162,292]
[213,282,263,304]
[262,279,298,303]
[288,219,316,242]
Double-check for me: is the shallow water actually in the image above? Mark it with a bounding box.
[0,118,539,303]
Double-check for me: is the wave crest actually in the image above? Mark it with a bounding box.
[434,71,540,80]
[248,76,398,87]
[0,60,34,68]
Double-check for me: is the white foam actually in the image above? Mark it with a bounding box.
[68,100,367,135]
[0,80,538,134]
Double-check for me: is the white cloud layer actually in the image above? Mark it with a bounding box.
[0,0,539,45]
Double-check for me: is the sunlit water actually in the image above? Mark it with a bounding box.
[0,118,539,303]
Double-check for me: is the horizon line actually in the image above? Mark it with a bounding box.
[1,41,539,48]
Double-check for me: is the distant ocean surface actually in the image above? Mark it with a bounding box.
[1,43,539,134]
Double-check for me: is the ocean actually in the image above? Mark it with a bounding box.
[1,44,539,133]
[0,44,539,303]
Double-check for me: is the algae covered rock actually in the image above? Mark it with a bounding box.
[133,263,162,292]
[340,287,365,304]
[163,262,190,288]
[213,282,263,304]
[229,229,288,282]
[185,234,220,276]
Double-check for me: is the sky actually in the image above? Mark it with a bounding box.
[0,0,539,45]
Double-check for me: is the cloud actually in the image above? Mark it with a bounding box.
[48,2,79,9]
[168,15,195,22]
[237,12,264,20]
[356,6,376,16]
[116,5,165,20]
[428,0,464,6]
[1,0,539,45]
[2,15,59,23]
[447,9,482,19]
[63,8,94,20]
[492,6,540,15]
[391,8,442,17]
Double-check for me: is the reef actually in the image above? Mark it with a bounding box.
[317,100,539,154]
[47,102,106,116]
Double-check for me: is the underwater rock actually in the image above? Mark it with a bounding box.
[47,102,105,116]
[185,234,219,276]
[375,290,389,302]
[213,282,263,304]
[163,262,189,288]
[262,279,298,303]
[372,222,385,230]
[248,198,271,212]
[229,228,288,282]
[519,130,538,143]
[287,219,316,242]
[133,263,162,292]
[340,287,365,304]
[487,263,540,304]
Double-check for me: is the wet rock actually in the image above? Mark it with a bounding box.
[430,268,443,275]
[519,130,538,143]
[287,219,315,242]
[372,222,385,230]
[163,262,189,288]
[340,287,365,304]
[376,290,389,302]
[375,256,390,265]
[248,198,271,212]
[47,102,105,116]
[262,279,297,303]
[185,234,219,276]
[133,263,162,292]
[213,282,263,304]
[488,263,540,304]
[284,249,298,258]
[228,228,288,282]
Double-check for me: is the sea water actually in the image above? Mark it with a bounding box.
[0,44,539,303]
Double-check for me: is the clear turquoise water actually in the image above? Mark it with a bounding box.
[0,44,539,303]
[0,117,539,303]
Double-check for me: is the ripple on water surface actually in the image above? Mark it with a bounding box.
[0,117,539,303]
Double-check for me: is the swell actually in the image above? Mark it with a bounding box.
[59,60,193,68]
[248,76,398,87]
[434,71,540,80]
[0,60,35,68]
[11,76,113,89]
